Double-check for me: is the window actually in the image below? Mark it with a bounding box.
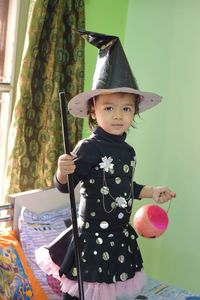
[0,0,20,201]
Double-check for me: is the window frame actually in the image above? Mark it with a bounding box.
[0,0,21,201]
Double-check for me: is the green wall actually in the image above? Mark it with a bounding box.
[125,0,200,294]
[85,0,200,294]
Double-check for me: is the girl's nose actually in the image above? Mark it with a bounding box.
[113,109,122,119]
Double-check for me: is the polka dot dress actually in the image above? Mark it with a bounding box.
[50,127,145,289]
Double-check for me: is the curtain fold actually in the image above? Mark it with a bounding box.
[3,0,85,202]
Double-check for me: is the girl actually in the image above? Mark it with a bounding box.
[36,30,176,300]
[50,92,176,300]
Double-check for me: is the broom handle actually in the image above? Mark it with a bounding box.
[59,92,85,300]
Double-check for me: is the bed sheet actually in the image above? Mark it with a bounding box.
[0,230,47,300]
[132,276,200,300]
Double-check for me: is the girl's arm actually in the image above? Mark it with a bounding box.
[54,139,96,193]
[139,185,176,203]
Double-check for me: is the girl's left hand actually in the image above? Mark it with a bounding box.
[153,186,176,203]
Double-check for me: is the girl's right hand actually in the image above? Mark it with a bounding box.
[56,153,76,184]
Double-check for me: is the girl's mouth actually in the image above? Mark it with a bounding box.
[112,124,123,127]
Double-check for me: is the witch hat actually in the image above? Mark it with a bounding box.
[68,30,162,117]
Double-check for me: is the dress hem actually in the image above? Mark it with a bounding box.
[35,246,146,300]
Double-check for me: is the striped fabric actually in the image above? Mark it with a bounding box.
[19,205,72,299]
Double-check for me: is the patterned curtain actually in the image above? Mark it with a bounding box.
[3,0,85,202]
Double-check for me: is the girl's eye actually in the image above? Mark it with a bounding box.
[104,106,113,111]
[123,107,132,112]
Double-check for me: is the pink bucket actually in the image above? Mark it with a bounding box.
[133,204,169,238]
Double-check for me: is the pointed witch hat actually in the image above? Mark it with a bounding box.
[68,30,162,117]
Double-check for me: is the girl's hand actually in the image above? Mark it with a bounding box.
[153,186,176,204]
[56,153,77,184]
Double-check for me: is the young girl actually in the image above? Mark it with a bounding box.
[36,30,176,300]
[47,91,175,300]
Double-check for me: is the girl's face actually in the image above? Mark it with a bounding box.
[91,93,136,135]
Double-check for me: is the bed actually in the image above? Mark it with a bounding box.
[0,186,200,300]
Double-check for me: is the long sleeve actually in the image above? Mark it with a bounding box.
[53,174,69,193]
[54,138,97,193]
[133,181,144,199]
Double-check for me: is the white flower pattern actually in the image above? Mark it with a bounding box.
[115,196,127,208]
[99,156,114,173]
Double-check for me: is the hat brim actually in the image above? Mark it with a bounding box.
[68,87,162,117]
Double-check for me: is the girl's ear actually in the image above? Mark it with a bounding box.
[91,108,96,119]
[91,96,96,119]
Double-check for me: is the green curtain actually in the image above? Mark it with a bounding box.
[3,0,85,201]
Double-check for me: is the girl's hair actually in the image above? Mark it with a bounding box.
[87,93,140,130]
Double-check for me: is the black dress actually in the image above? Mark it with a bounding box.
[49,127,144,285]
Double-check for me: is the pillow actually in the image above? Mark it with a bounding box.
[18,206,73,299]
[0,230,47,300]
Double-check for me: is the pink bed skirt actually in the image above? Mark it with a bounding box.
[35,246,146,300]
